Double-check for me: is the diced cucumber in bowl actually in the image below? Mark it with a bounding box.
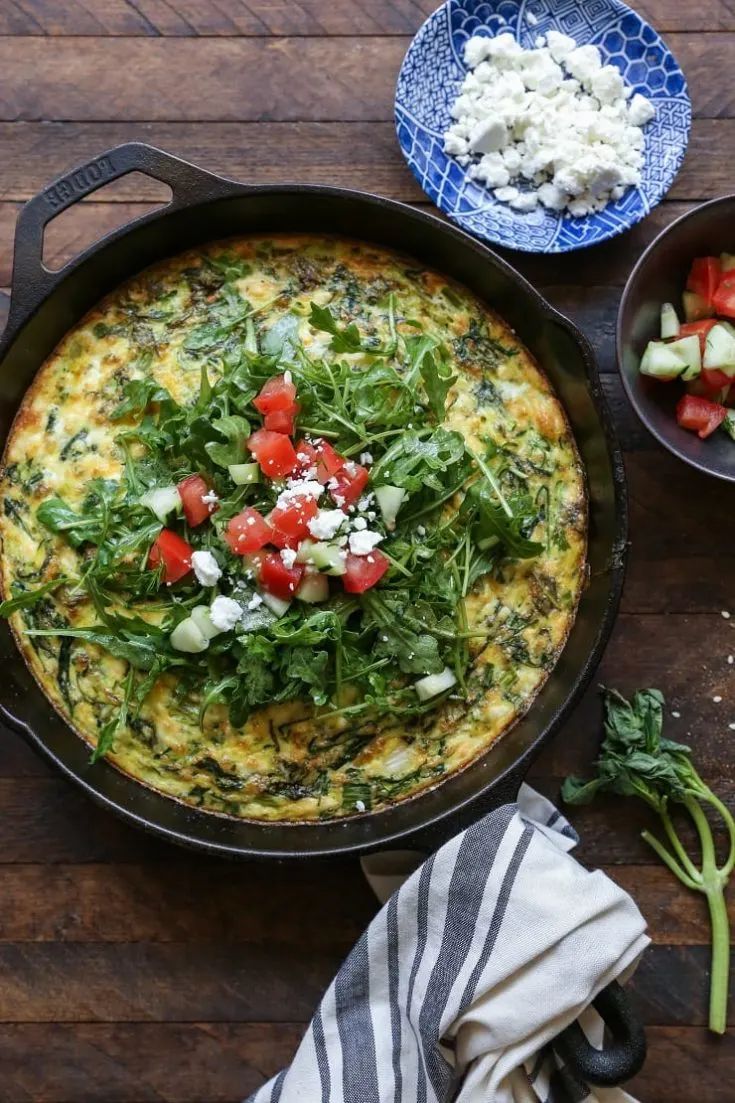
[261,591,291,617]
[295,540,346,576]
[639,341,687,381]
[704,323,735,373]
[228,462,260,485]
[190,605,221,641]
[660,302,680,339]
[723,410,735,440]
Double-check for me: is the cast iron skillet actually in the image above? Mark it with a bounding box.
[0,144,641,1084]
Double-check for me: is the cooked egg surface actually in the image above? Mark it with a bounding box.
[0,236,586,821]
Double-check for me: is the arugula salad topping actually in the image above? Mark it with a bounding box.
[2,294,545,763]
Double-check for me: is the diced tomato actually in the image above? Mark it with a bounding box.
[294,438,345,483]
[687,257,722,306]
[224,507,272,555]
[247,429,298,478]
[701,367,733,391]
[329,461,369,508]
[679,319,718,356]
[675,394,727,439]
[260,551,304,600]
[713,271,735,319]
[264,408,296,435]
[253,374,298,415]
[148,529,193,584]
[342,550,390,593]
[268,495,319,549]
[177,474,217,528]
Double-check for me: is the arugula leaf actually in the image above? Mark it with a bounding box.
[462,481,543,561]
[112,378,172,422]
[309,303,363,354]
[405,335,456,420]
[204,414,251,468]
[36,498,102,548]
[25,625,170,671]
[563,687,735,1035]
[363,591,444,675]
[261,313,301,359]
[371,428,466,493]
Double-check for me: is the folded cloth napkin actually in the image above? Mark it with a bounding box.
[246,785,649,1103]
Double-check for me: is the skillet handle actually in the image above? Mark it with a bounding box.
[6,141,240,331]
[552,980,647,1087]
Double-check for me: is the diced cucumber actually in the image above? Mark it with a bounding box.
[170,617,209,653]
[374,485,406,531]
[639,340,687,381]
[190,605,222,641]
[667,334,701,380]
[721,253,735,272]
[228,462,260,485]
[296,572,330,603]
[704,322,735,376]
[660,302,680,340]
[295,540,347,576]
[683,290,714,322]
[414,667,457,702]
[141,485,181,524]
[261,591,291,617]
[722,410,735,440]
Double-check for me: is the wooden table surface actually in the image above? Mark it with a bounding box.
[0,2,733,1100]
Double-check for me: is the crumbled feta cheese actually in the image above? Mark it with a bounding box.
[672,711,681,718]
[355,799,366,813]
[352,516,368,531]
[190,550,222,587]
[276,478,323,509]
[283,370,292,384]
[210,595,243,631]
[628,92,656,127]
[201,489,219,506]
[308,508,346,541]
[280,548,298,569]
[349,530,383,556]
[714,696,723,704]
[359,452,373,465]
[416,525,426,537]
[728,655,734,665]
[247,593,263,611]
[723,611,731,620]
[526,10,538,25]
[443,31,656,218]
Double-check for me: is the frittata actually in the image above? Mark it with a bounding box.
[0,235,586,821]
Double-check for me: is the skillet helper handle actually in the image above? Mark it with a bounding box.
[552,980,647,1087]
[7,141,238,330]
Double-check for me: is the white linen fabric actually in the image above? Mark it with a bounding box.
[246,785,649,1103]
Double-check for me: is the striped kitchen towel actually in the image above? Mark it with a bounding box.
[246,785,649,1103]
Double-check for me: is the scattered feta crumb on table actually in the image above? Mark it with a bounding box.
[443,30,656,218]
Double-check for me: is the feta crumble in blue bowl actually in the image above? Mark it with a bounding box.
[395,0,691,253]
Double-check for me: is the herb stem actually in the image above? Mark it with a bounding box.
[470,448,513,518]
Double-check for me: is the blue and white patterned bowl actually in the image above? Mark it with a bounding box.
[395,0,691,253]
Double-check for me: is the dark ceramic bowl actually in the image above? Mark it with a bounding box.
[617,195,735,481]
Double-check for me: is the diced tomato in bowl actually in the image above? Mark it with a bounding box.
[149,529,193,584]
[686,256,721,306]
[713,272,735,320]
[676,395,727,439]
[679,319,718,355]
[263,408,297,435]
[178,474,217,527]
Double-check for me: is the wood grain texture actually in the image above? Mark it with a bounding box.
[0,119,727,203]
[0,2,732,1099]
[0,1023,729,1103]
[0,941,725,1025]
[0,0,730,35]
[0,35,730,122]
